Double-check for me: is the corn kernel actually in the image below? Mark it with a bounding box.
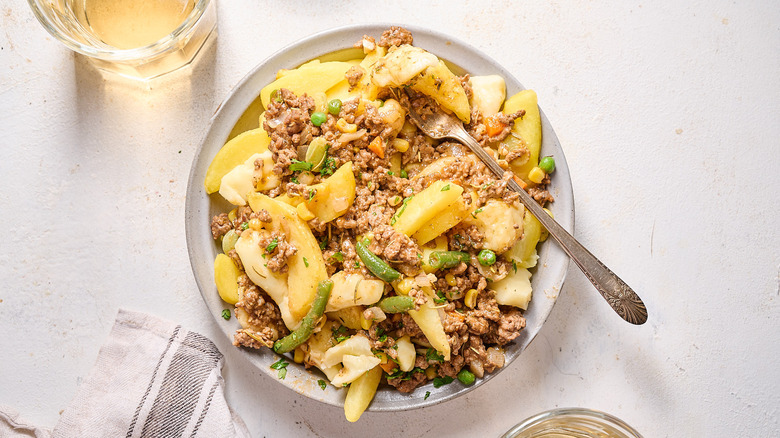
[390,138,410,153]
[336,118,357,133]
[293,347,304,363]
[394,277,415,296]
[296,202,315,221]
[425,366,438,380]
[464,289,479,309]
[227,208,238,222]
[375,352,389,364]
[360,314,373,331]
[248,218,263,231]
[528,166,546,184]
[388,195,402,207]
[445,274,457,286]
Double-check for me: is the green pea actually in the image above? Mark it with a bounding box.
[327,99,342,115]
[457,369,475,385]
[477,249,496,266]
[310,111,327,126]
[539,156,556,173]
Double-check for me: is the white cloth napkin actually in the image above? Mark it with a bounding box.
[1,309,249,438]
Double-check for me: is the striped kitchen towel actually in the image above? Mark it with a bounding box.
[50,309,249,438]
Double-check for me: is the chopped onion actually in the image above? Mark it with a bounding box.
[414,273,431,287]
[469,360,484,378]
[265,111,288,129]
[487,347,505,369]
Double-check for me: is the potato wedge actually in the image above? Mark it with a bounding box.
[218,151,279,206]
[393,181,463,237]
[204,128,270,194]
[492,267,533,309]
[409,60,471,123]
[304,162,356,223]
[463,199,524,254]
[260,61,355,110]
[247,193,327,323]
[326,271,384,312]
[412,195,469,245]
[233,230,294,328]
[504,209,543,269]
[501,90,542,184]
[395,336,416,372]
[408,301,450,360]
[469,75,506,117]
[213,253,240,305]
[344,365,382,423]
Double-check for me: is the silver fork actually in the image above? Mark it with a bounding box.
[402,99,648,325]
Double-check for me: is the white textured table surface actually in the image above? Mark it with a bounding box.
[1,1,778,437]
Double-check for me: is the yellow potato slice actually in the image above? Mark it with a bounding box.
[344,365,382,423]
[501,90,542,185]
[392,180,463,237]
[246,193,327,323]
[204,128,270,194]
[259,61,355,110]
[213,253,240,305]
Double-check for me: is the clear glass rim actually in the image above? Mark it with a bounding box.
[26,0,211,61]
[501,407,644,438]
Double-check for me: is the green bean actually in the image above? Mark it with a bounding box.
[428,251,471,270]
[273,280,333,354]
[355,240,401,282]
[378,296,415,313]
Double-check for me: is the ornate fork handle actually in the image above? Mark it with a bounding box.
[449,128,648,325]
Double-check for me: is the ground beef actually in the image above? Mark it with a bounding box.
[386,368,427,393]
[257,231,297,273]
[263,88,317,176]
[210,213,232,240]
[233,276,289,349]
[485,308,526,346]
[379,26,413,47]
[345,66,364,89]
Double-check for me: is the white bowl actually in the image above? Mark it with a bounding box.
[185,23,574,412]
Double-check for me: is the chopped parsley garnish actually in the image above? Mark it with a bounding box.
[318,379,327,390]
[333,325,350,343]
[471,207,484,219]
[387,171,395,176]
[441,184,451,191]
[308,188,316,200]
[400,169,408,178]
[289,160,313,172]
[265,237,278,253]
[512,260,518,273]
[270,358,289,380]
[433,290,447,305]
[390,196,413,225]
[221,309,231,320]
[331,251,344,262]
[424,391,431,400]
[303,257,309,267]
[425,348,444,363]
[433,376,454,388]
[319,156,337,176]
[290,175,299,184]
[240,222,249,230]
[319,237,328,250]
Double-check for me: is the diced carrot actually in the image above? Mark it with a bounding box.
[368,137,385,159]
[512,175,528,190]
[484,115,507,137]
